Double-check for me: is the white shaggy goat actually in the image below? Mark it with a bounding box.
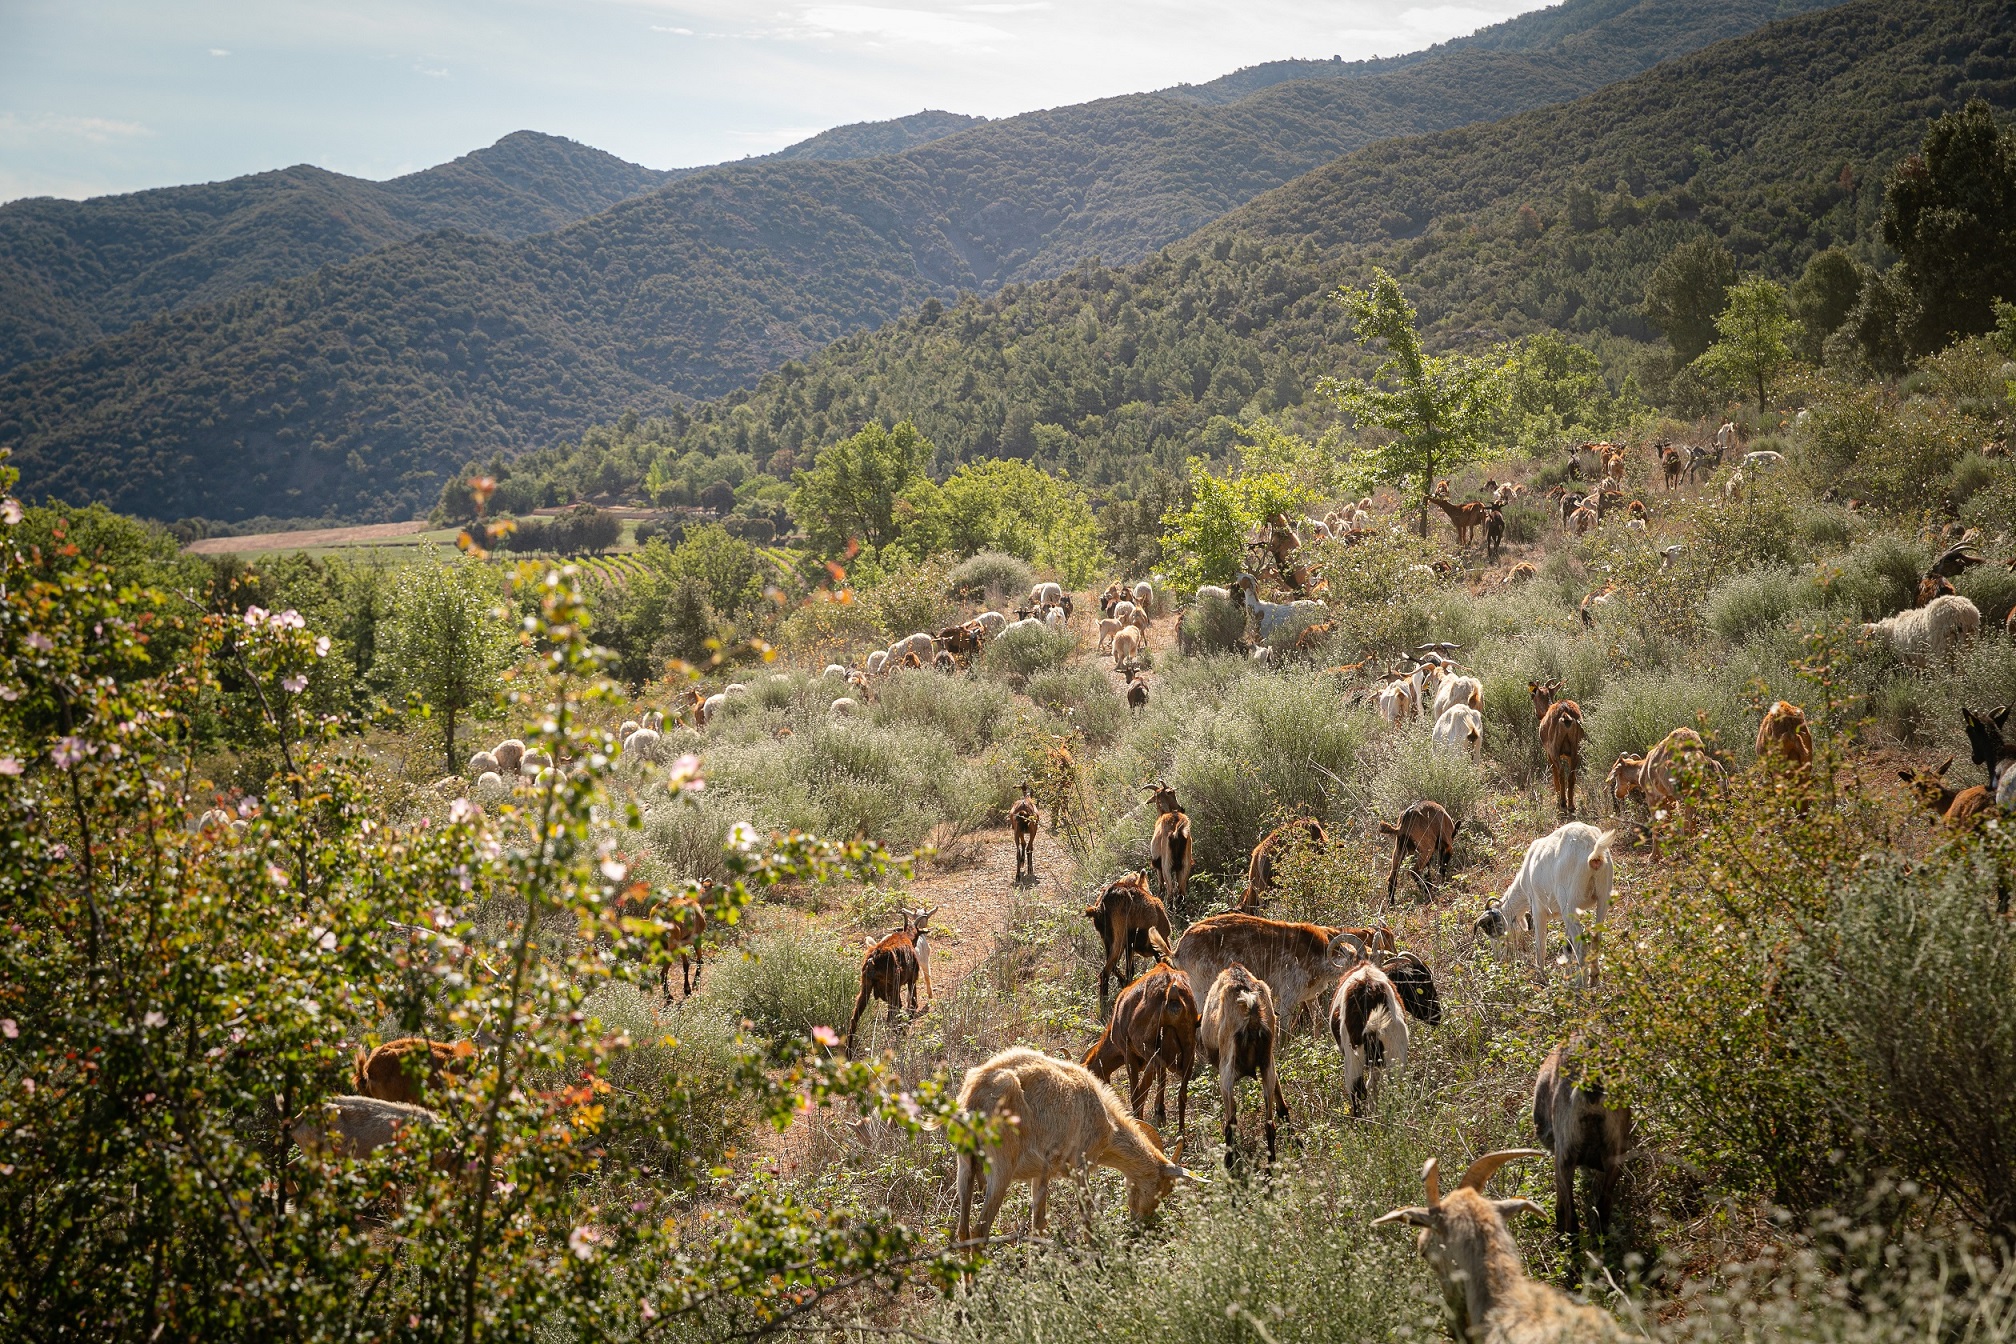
[1131,580,1154,614]
[1863,594,1980,662]
[864,650,890,677]
[1377,679,1416,726]
[827,697,860,717]
[951,1047,1190,1248]
[1029,581,1064,609]
[1432,703,1485,760]
[1475,822,1616,986]
[1196,584,1233,605]
[1330,947,1408,1115]
[1432,674,1484,718]
[466,750,499,776]
[975,611,1009,636]
[1233,573,1303,641]
[822,663,850,680]
[1375,1151,1624,1343]
[290,1094,439,1160]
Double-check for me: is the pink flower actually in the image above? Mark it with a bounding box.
[281,675,307,694]
[0,1019,16,1039]
[25,633,52,653]
[639,1300,657,1321]
[812,1025,840,1048]
[267,863,289,888]
[314,635,331,657]
[50,737,89,768]
[568,1225,601,1261]
[142,1011,166,1029]
[274,610,304,630]
[0,759,20,777]
[448,797,479,824]
[242,606,268,627]
[600,859,628,882]
[0,499,20,525]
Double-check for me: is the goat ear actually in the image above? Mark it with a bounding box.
[1492,1198,1546,1221]
[1372,1207,1433,1227]
[1996,706,2010,728]
[1898,769,1916,783]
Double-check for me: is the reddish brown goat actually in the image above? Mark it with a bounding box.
[1916,574,1958,607]
[618,879,710,1000]
[1661,445,1684,490]
[1009,781,1040,884]
[354,1037,476,1106]
[1238,817,1329,910]
[1426,495,1491,547]
[1084,872,1174,1008]
[1082,948,1198,1136]
[1898,757,1996,829]
[845,911,924,1055]
[1145,782,1194,908]
[1530,680,1586,814]
[1379,801,1456,905]
[1755,701,1814,772]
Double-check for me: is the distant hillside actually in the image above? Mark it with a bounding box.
[766,111,988,161]
[482,0,2014,517]
[2,0,1841,522]
[0,132,674,372]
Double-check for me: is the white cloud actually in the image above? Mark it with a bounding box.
[209,47,231,56]
[651,24,695,33]
[960,3,1050,11]
[799,5,1012,47]
[0,113,154,145]
[414,62,450,77]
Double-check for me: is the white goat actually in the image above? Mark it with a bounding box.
[290,1095,439,1160]
[828,697,860,717]
[1432,704,1484,760]
[1029,581,1064,609]
[864,650,889,677]
[1330,952,1408,1115]
[1475,823,1616,986]
[1097,617,1123,652]
[1131,580,1154,614]
[1432,675,1483,718]
[1111,599,1138,625]
[1196,585,1232,605]
[467,750,499,776]
[1863,594,1980,662]
[1377,679,1416,726]
[975,611,1008,636]
[822,664,850,680]
[1742,450,1785,471]
[1233,573,1300,641]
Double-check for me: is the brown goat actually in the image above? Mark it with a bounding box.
[845,911,924,1055]
[1898,757,1996,829]
[1426,495,1491,547]
[617,879,711,1000]
[354,1037,476,1106]
[1379,801,1455,905]
[1145,782,1194,908]
[1125,669,1149,712]
[1755,700,1813,772]
[1661,444,1684,490]
[1533,1042,1633,1287]
[1916,573,1958,607]
[1009,781,1040,884]
[1530,680,1585,814]
[1084,872,1173,1007]
[1239,817,1328,910]
[1082,947,1198,1135]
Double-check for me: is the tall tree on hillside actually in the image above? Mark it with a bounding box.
[1693,278,1800,414]
[1644,237,1738,361]
[378,555,515,771]
[787,421,933,559]
[1882,99,2016,352]
[1788,247,1867,361]
[1323,270,1491,538]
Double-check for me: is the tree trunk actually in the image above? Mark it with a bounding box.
[1418,452,1434,539]
[444,702,457,775]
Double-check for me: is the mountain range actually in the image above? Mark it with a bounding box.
[0,0,1861,521]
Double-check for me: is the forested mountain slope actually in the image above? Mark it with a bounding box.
[765,111,988,161]
[0,132,677,372]
[0,0,1834,524]
[484,0,2015,517]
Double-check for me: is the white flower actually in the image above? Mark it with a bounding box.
[314,635,331,657]
[448,797,477,824]
[142,1011,166,1029]
[281,675,307,694]
[25,633,52,653]
[568,1225,601,1261]
[600,859,628,883]
[243,606,268,627]
[728,822,758,852]
[274,610,304,629]
[0,499,20,525]
[267,863,289,888]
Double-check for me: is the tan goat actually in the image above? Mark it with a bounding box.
[1375,1151,1625,1343]
[1199,964,1285,1165]
[1145,782,1194,907]
[353,1037,475,1107]
[1009,781,1040,884]
[1755,700,1813,771]
[1084,872,1173,1007]
[1238,817,1327,909]
[1082,943,1198,1135]
[1529,680,1585,814]
[952,1047,1191,1248]
[1379,800,1455,905]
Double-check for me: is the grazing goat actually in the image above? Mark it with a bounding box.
[291,1095,441,1161]
[1609,727,1724,834]
[1433,674,1483,719]
[1084,872,1173,1007]
[1232,572,1305,642]
[1173,913,1364,1033]
[1533,1042,1633,1285]
[1427,495,1491,547]
[1125,670,1150,712]
[1864,594,1982,662]
[1530,681,1585,814]
[952,1047,1191,1248]
[1131,580,1155,615]
[1661,444,1684,490]
[1485,506,1506,558]
[1029,581,1065,610]
[467,749,499,776]
[1475,823,1616,986]
[1504,562,1537,587]
[1916,574,1958,606]
[1433,703,1485,761]
[1384,950,1444,1027]
[1898,757,1996,829]
[1082,948,1197,1134]
[1112,624,1144,668]
[1962,706,2015,786]
[1145,782,1194,907]
[845,910,925,1055]
[1239,817,1327,909]
[1380,800,1456,904]
[1009,781,1040,883]
[1330,941,1407,1115]
[1200,965,1285,1164]
[1375,1151,1624,1343]
[1755,700,1814,772]
[1377,676,1418,726]
[354,1037,475,1106]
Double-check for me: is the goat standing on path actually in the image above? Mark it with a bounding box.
[1009,782,1040,884]
[1200,964,1285,1166]
[1530,680,1586,814]
[845,911,925,1055]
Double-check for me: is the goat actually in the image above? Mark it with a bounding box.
[1131,580,1155,615]
[1125,669,1150,712]
[1433,674,1483,718]
[1173,913,1367,1036]
[1112,624,1144,668]
[1427,495,1491,548]
[1756,700,1814,773]
[1661,444,1684,490]
[290,1095,441,1162]
[1084,871,1172,1007]
[952,1047,1191,1248]
[1433,703,1484,761]
[1530,681,1585,814]
[1503,561,1537,586]
[1330,939,1407,1115]
[1533,1042,1633,1285]
[1383,949,1444,1027]
[1097,617,1123,652]
[1099,580,1126,614]
[1962,706,2015,786]
[1898,757,1996,829]
[1200,964,1285,1165]
[1082,945,1197,1134]
[1145,782,1194,907]
[353,1037,475,1106]
[1375,1151,1624,1343]
[1916,574,1958,606]
[1239,817,1327,910]
[1610,727,1724,834]
[1377,675,1418,726]
[1865,594,1981,663]
[1380,800,1455,904]
[845,910,924,1055]
[617,881,710,1000]
[1232,571,1303,641]
[1029,581,1065,610]
[1474,822,1616,986]
[1485,506,1506,558]
[1009,781,1040,884]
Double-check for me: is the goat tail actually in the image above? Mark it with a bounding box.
[352,1047,370,1093]
[1377,820,1401,836]
[1590,828,1618,868]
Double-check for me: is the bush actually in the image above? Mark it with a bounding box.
[1475,631,1609,782]
[1501,501,1549,544]
[871,668,1018,753]
[979,623,1077,689]
[587,985,757,1174]
[1587,669,1754,776]
[948,551,1036,604]
[1026,665,1129,746]
[1958,563,2016,628]
[1179,592,1246,653]
[703,919,860,1045]
[1363,733,1487,828]
[1705,567,1821,644]
[1822,534,1925,618]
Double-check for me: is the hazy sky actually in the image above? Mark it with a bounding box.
[0,0,1546,203]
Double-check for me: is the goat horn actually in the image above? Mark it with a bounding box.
[1458,1149,1546,1192]
[1422,1156,1441,1207]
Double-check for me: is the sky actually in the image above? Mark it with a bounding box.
[0,0,1548,203]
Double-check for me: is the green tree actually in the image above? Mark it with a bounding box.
[378,554,515,771]
[1322,270,1492,538]
[1883,99,2016,352]
[895,458,1109,585]
[1692,277,1801,413]
[1485,331,1633,451]
[1788,246,1866,360]
[787,421,933,558]
[1158,456,1316,591]
[1643,236,1738,360]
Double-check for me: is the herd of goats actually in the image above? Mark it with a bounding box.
[292,438,2016,1343]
